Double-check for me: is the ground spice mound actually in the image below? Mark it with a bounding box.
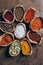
[29,31,41,43]
[4,11,14,22]
[21,39,31,55]
[15,6,24,21]
[0,34,13,46]
[25,8,35,22]
[31,18,42,31]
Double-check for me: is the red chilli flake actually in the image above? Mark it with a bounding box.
[4,11,14,22]
[25,8,35,22]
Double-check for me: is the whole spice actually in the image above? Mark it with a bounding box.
[0,34,13,46]
[9,40,21,57]
[3,10,14,22]
[28,31,41,43]
[31,18,42,31]
[21,39,31,55]
[24,8,35,22]
[0,23,13,32]
[14,5,25,22]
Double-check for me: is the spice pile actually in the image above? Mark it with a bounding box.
[3,10,14,23]
[0,5,43,57]
[21,39,32,55]
[27,31,41,43]
[24,8,35,22]
[14,5,25,22]
[31,17,42,31]
[0,34,13,46]
[0,23,14,32]
[9,40,21,57]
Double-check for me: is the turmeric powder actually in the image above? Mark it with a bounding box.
[21,39,31,55]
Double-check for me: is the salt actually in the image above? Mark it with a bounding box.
[14,24,26,39]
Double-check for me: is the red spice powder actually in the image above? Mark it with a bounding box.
[25,8,35,22]
[4,11,14,22]
[0,34,13,46]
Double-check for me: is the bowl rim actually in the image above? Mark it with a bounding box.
[38,28,43,38]
[21,38,33,55]
[0,33,14,47]
[14,23,26,39]
[13,5,25,22]
[3,10,15,23]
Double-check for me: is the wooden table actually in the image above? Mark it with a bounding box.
[0,0,43,65]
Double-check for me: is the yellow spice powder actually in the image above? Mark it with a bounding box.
[21,40,31,55]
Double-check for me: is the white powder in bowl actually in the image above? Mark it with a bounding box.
[14,24,26,39]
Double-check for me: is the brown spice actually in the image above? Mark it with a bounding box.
[15,6,24,21]
[29,31,41,43]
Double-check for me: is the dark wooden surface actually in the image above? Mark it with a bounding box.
[0,0,43,65]
[0,43,43,65]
